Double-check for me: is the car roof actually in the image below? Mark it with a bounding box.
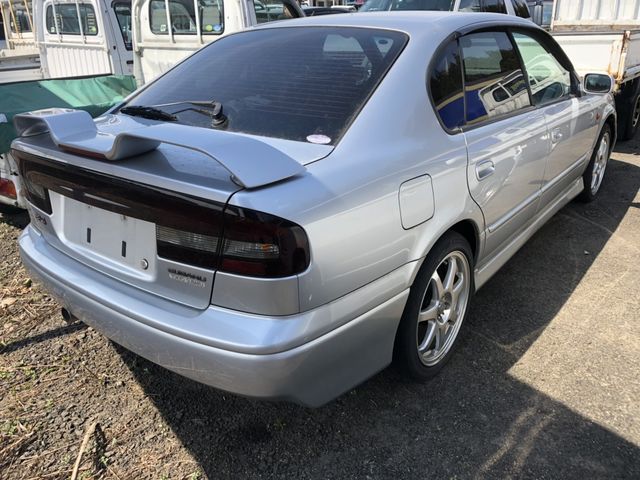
[254,11,538,37]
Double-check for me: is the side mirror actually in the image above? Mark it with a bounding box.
[583,73,614,94]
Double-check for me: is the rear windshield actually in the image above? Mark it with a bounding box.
[124,27,408,145]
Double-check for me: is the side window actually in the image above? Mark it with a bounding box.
[459,0,504,12]
[45,3,99,35]
[482,0,506,13]
[512,31,571,106]
[429,40,464,130]
[458,0,481,12]
[512,0,531,18]
[149,0,223,35]
[10,1,32,33]
[113,2,132,50]
[460,31,530,124]
[252,0,296,23]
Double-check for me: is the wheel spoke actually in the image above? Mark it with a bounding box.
[418,321,436,354]
[451,273,465,307]
[434,324,442,351]
[443,258,458,292]
[431,271,445,299]
[419,302,439,323]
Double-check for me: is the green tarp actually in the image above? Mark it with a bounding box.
[0,74,137,154]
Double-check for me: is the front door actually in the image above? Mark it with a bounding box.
[511,30,599,207]
[105,0,133,75]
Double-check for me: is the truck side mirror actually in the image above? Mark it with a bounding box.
[583,73,614,94]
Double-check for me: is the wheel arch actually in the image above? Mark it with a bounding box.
[604,113,617,146]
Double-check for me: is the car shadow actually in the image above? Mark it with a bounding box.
[113,155,640,478]
[0,209,29,229]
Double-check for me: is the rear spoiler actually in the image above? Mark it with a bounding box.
[13,109,305,189]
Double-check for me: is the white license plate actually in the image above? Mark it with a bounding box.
[55,193,156,276]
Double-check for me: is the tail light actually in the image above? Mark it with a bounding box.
[0,178,17,200]
[155,206,310,278]
[220,206,310,277]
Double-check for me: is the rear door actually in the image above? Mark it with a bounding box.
[460,30,550,256]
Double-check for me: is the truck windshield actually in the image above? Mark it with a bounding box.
[124,27,408,145]
[360,0,453,12]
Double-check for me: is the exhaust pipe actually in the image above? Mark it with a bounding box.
[61,308,78,323]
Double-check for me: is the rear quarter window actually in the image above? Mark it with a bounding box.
[125,27,408,145]
[429,40,464,130]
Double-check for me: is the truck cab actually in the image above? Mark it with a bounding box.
[132,0,304,84]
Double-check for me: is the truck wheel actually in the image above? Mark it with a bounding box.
[579,124,612,202]
[394,232,473,380]
[617,80,640,141]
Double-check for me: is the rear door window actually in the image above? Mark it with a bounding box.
[125,27,408,145]
[460,31,530,124]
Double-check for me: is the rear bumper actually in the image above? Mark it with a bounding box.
[19,225,410,407]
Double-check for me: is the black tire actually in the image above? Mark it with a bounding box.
[394,231,474,380]
[578,124,612,203]
[616,80,640,141]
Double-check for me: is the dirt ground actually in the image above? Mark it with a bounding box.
[1,138,639,479]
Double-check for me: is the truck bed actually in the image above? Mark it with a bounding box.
[553,30,640,85]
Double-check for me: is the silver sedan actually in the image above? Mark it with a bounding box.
[12,12,615,406]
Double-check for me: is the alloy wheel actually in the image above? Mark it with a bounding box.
[590,131,610,195]
[416,251,471,367]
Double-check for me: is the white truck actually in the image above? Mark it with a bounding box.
[132,0,304,84]
[546,0,640,139]
[0,0,134,82]
[0,0,42,83]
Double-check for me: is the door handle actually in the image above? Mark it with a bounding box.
[476,160,495,180]
[551,129,563,143]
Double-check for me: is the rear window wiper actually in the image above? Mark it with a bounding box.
[154,100,228,127]
[119,105,177,122]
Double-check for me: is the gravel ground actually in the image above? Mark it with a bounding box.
[1,139,639,479]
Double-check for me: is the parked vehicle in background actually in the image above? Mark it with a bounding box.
[534,0,640,140]
[13,12,615,406]
[132,0,304,84]
[0,0,136,211]
[303,5,350,15]
[527,0,552,28]
[0,0,41,83]
[360,0,532,17]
